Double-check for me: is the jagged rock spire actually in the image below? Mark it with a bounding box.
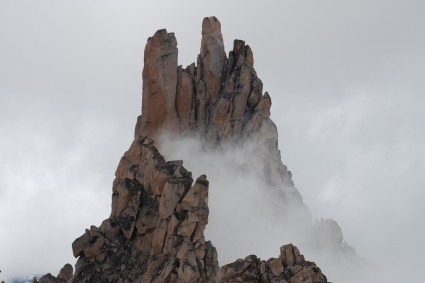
[135,16,301,205]
[34,17,330,283]
[135,16,274,149]
[139,29,179,137]
[200,16,226,105]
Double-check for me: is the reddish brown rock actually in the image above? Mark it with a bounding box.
[57,264,73,282]
[137,29,179,138]
[176,64,196,133]
[36,264,74,283]
[68,136,218,283]
[133,16,302,207]
[134,17,277,149]
[36,16,335,283]
[200,16,226,105]
[219,244,327,283]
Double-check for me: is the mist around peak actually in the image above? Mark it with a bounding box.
[157,132,384,282]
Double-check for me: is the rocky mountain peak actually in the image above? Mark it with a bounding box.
[136,16,272,150]
[30,16,336,283]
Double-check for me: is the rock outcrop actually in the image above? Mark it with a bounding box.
[139,29,179,137]
[133,19,358,272]
[68,136,219,282]
[35,135,327,282]
[135,16,305,211]
[136,17,268,146]
[33,16,336,283]
[33,264,73,283]
[220,245,327,283]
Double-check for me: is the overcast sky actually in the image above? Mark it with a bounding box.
[1,0,424,281]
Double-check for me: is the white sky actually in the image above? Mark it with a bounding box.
[1,0,424,281]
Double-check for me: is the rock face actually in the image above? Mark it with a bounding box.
[69,136,219,282]
[35,16,333,283]
[38,134,327,283]
[135,16,304,209]
[139,29,179,137]
[136,16,266,145]
[64,136,327,283]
